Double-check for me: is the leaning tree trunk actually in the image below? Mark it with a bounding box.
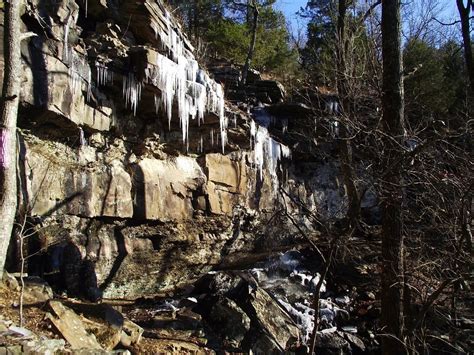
[336,0,361,228]
[241,1,259,86]
[456,0,473,94]
[380,0,406,354]
[0,0,22,278]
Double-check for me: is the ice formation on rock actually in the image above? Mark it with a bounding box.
[145,51,226,150]
[68,51,92,102]
[122,73,142,116]
[96,61,113,86]
[154,9,185,61]
[250,107,291,190]
[64,0,228,153]
[251,124,291,189]
[63,14,71,61]
[79,127,86,147]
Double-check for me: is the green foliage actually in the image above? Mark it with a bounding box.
[206,20,249,64]
[168,0,298,76]
[403,38,467,124]
[299,0,336,84]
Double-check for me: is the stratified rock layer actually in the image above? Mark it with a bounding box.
[0,0,349,303]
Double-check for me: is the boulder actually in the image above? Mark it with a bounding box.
[21,277,53,305]
[243,283,299,351]
[196,272,300,352]
[255,80,286,103]
[208,298,251,349]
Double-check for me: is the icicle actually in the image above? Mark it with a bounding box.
[122,73,142,116]
[216,84,227,153]
[96,61,112,87]
[282,118,288,134]
[251,120,291,191]
[210,129,215,147]
[85,60,92,102]
[63,14,71,62]
[254,127,266,180]
[198,135,203,153]
[79,127,86,147]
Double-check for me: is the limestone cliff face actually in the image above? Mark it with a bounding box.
[0,0,347,299]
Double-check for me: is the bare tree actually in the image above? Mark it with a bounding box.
[380,0,406,353]
[0,0,22,278]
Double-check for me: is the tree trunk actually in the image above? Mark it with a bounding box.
[0,0,22,278]
[193,0,199,39]
[336,0,360,227]
[381,0,406,354]
[456,0,473,94]
[241,1,259,86]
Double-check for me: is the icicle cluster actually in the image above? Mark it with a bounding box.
[251,123,291,191]
[63,11,94,103]
[68,50,92,102]
[147,7,228,151]
[143,52,226,151]
[96,61,114,86]
[153,9,185,61]
[123,73,142,116]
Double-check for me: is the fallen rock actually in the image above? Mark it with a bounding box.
[2,272,19,291]
[23,338,66,354]
[121,319,144,346]
[21,277,53,305]
[242,283,299,351]
[316,332,350,354]
[209,297,251,349]
[46,301,103,350]
[341,331,366,352]
[196,272,300,352]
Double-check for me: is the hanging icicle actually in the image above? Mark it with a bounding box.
[68,51,92,101]
[96,61,113,86]
[122,72,142,116]
[63,14,71,62]
[79,127,87,147]
[250,120,291,190]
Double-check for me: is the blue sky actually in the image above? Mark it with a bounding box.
[275,0,459,20]
[274,0,460,39]
[275,0,307,28]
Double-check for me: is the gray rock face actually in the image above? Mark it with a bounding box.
[1,0,346,302]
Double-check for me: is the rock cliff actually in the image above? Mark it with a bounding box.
[1,0,348,302]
